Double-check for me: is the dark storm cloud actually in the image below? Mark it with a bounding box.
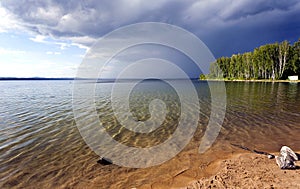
[1,0,300,57]
[218,0,298,21]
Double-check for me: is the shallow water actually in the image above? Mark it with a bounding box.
[0,80,299,188]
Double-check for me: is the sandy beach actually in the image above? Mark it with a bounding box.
[184,152,300,189]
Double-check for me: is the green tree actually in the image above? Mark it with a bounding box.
[206,39,299,80]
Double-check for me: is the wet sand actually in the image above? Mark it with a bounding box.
[68,142,300,189]
[69,145,300,189]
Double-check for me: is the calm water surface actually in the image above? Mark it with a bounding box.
[0,80,299,188]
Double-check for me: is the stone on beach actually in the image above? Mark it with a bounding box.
[275,146,298,169]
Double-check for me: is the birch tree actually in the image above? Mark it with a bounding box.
[278,40,289,78]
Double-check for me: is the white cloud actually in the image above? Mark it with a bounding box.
[0,57,78,78]
[0,4,22,32]
[66,36,95,51]
[29,34,85,51]
[29,35,47,43]
[0,48,26,55]
[34,5,63,25]
[46,51,61,55]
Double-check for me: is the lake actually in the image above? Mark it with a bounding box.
[0,80,299,188]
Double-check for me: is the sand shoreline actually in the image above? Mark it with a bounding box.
[12,146,297,188]
[182,151,300,189]
[128,144,300,189]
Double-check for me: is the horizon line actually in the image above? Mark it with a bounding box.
[0,77,201,81]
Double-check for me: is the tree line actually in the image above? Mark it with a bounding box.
[206,39,300,80]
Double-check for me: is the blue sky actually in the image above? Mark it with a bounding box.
[0,32,85,77]
[0,0,300,78]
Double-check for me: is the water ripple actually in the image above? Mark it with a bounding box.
[0,81,299,188]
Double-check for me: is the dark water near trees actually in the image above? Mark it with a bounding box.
[0,80,299,188]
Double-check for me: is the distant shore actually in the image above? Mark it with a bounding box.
[0,77,74,81]
[2,77,299,83]
[201,79,300,83]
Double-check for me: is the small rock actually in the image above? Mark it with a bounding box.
[267,154,274,159]
[97,157,113,165]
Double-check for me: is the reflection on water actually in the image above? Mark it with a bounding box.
[0,80,300,188]
[223,82,300,152]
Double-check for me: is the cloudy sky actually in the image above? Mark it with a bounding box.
[0,0,300,78]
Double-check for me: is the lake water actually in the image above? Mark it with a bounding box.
[0,80,299,188]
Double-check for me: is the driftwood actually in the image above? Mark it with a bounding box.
[231,143,275,158]
[231,144,299,169]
